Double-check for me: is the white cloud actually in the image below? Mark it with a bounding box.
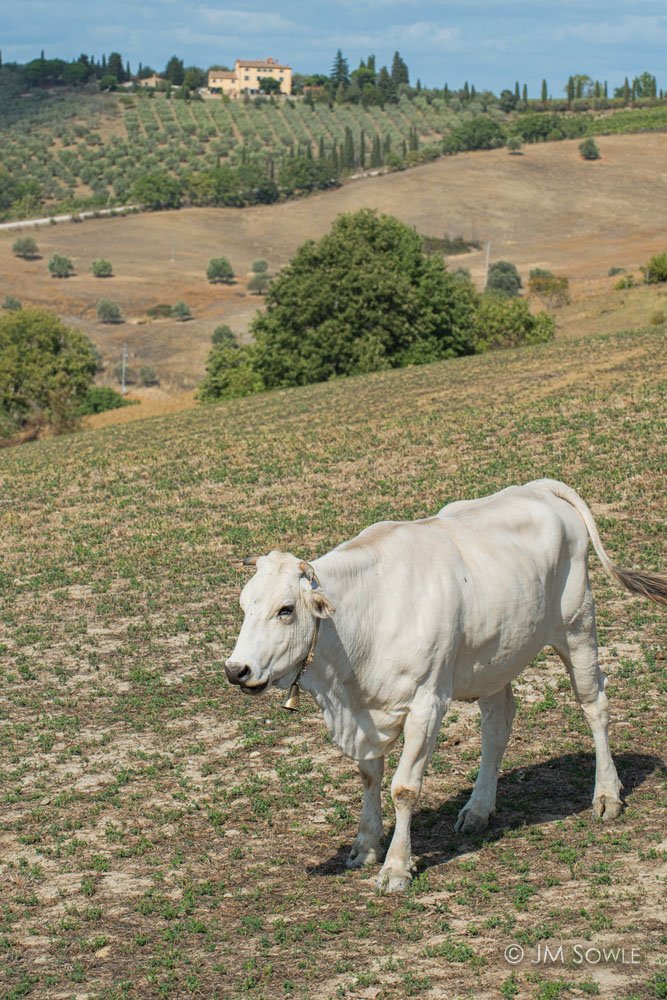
[196,7,295,33]
[554,15,667,45]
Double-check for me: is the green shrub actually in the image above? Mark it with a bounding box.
[474,294,555,351]
[92,258,113,278]
[443,116,505,153]
[172,300,192,321]
[247,272,270,295]
[147,303,172,319]
[251,258,268,274]
[12,236,39,259]
[615,274,635,290]
[48,253,74,278]
[528,271,570,307]
[486,260,522,298]
[649,311,665,326]
[579,137,601,160]
[2,296,22,312]
[211,324,237,346]
[197,345,265,402]
[138,365,158,386]
[97,300,122,324]
[640,252,667,284]
[77,385,130,415]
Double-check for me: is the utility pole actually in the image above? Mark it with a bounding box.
[121,342,127,395]
[483,242,491,288]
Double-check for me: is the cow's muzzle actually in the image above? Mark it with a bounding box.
[225,661,252,685]
[225,661,269,694]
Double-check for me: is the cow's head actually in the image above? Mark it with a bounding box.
[225,551,335,694]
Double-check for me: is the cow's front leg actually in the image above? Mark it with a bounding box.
[347,757,384,869]
[377,695,445,894]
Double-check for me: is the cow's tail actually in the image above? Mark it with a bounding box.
[541,479,667,607]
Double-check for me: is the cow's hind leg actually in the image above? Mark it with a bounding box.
[455,684,516,835]
[347,757,384,869]
[554,610,622,821]
[377,695,445,894]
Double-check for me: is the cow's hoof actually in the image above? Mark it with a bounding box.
[346,844,381,869]
[592,795,623,822]
[376,867,412,894]
[454,805,490,834]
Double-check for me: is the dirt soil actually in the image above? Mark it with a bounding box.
[2,132,667,391]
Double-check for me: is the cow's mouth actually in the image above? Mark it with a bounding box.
[241,679,270,695]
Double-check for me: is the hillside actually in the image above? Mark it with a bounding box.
[2,132,667,393]
[0,326,665,999]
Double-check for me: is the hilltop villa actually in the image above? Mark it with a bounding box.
[208,57,292,97]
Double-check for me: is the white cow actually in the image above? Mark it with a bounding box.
[225,479,666,892]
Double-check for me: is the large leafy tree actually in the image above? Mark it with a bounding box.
[131,172,181,210]
[0,309,97,438]
[249,209,477,389]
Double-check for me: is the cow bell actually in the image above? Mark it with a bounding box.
[282,682,301,712]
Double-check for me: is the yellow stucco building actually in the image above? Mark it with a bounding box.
[208,58,292,97]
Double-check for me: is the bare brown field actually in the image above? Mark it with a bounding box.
[2,132,667,392]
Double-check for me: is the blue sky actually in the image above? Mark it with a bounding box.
[3,0,666,95]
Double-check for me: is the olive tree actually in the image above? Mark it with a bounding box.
[96,300,122,323]
[92,258,113,277]
[486,260,522,298]
[48,253,74,278]
[206,257,235,283]
[12,236,39,259]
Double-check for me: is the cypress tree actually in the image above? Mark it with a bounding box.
[623,77,630,103]
[318,136,325,159]
[370,134,382,167]
[522,83,527,103]
[541,79,548,103]
[390,51,409,87]
[604,81,608,98]
[575,77,583,99]
[566,76,575,103]
[330,49,350,88]
[514,81,520,102]
[359,131,366,167]
[344,126,355,169]
[471,83,476,99]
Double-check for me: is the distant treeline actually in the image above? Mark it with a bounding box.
[0,48,662,107]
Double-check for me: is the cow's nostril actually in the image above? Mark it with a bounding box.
[237,665,251,682]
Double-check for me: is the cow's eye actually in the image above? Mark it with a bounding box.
[277,604,294,619]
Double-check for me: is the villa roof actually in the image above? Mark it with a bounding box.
[236,59,291,70]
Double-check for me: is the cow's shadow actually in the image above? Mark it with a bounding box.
[307,751,662,877]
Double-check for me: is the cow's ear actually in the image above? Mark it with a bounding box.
[308,588,335,619]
